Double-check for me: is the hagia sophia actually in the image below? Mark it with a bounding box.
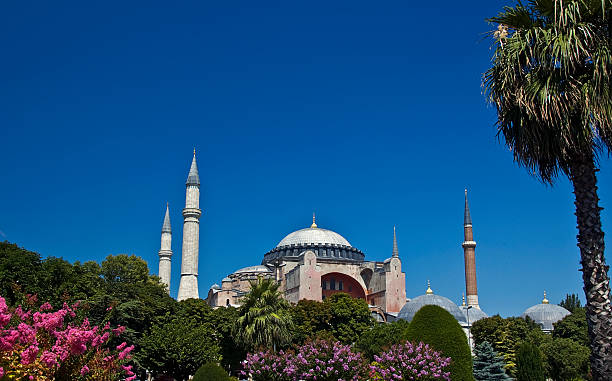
[156,152,571,340]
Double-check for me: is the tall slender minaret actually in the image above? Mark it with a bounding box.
[462,189,479,308]
[177,150,202,301]
[392,226,399,258]
[158,203,172,293]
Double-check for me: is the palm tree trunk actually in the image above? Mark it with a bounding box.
[569,156,612,381]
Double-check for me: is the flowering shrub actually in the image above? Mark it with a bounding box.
[243,339,368,381]
[369,341,451,381]
[0,296,136,380]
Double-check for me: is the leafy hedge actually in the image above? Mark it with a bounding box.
[193,363,230,381]
[406,305,474,381]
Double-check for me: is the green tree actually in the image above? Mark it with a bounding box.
[516,342,545,381]
[210,306,245,372]
[471,315,544,376]
[355,319,410,360]
[473,341,511,381]
[553,307,589,346]
[559,293,583,313]
[235,276,293,351]
[0,241,43,306]
[138,300,221,381]
[290,299,333,344]
[407,305,474,381]
[541,338,591,381]
[484,1,612,378]
[326,293,375,344]
[193,363,230,381]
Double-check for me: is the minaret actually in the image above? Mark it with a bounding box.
[177,150,202,301]
[392,226,399,258]
[462,189,479,308]
[158,203,172,293]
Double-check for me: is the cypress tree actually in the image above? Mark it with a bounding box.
[515,342,545,381]
[406,305,474,381]
[472,341,510,381]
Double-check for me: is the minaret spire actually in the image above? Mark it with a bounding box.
[158,203,172,293]
[464,188,472,226]
[462,189,479,308]
[178,150,202,301]
[392,226,399,258]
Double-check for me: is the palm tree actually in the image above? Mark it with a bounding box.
[234,276,293,351]
[483,1,612,379]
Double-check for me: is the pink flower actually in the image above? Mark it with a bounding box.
[39,302,53,311]
[80,365,90,375]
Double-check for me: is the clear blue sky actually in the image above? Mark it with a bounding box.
[1,1,610,317]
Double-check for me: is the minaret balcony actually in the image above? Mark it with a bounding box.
[182,208,202,218]
[462,240,477,248]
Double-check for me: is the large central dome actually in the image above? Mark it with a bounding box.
[276,227,351,248]
[263,218,364,264]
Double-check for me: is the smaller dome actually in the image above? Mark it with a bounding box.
[233,265,272,274]
[222,277,232,282]
[522,303,570,331]
[459,305,489,324]
[398,293,467,324]
[210,283,220,290]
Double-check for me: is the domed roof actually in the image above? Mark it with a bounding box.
[459,305,489,324]
[210,283,221,290]
[522,301,570,331]
[276,227,351,248]
[398,291,467,324]
[233,265,272,274]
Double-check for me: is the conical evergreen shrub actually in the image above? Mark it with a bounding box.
[406,305,474,381]
[516,342,545,381]
[472,341,510,381]
[192,363,230,381]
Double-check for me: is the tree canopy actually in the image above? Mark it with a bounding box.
[406,305,473,381]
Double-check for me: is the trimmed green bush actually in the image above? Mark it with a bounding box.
[516,342,545,381]
[192,363,230,381]
[406,305,474,381]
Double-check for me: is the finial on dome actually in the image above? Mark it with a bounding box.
[310,212,317,228]
[542,290,549,304]
[462,293,466,306]
[426,280,434,295]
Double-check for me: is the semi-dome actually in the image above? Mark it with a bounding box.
[398,284,467,324]
[263,216,365,264]
[521,293,570,331]
[233,265,272,274]
[276,227,351,248]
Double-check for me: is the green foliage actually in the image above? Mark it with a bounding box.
[235,276,293,351]
[553,307,589,346]
[289,293,374,346]
[192,363,230,381]
[406,305,474,381]
[516,342,545,381]
[290,299,332,344]
[559,294,582,313]
[0,241,44,306]
[355,319,410,360]
[210,306,244,372]
[326,293,375,344]
[472,341,511,381]
[471,315,544,376]
[138,299,221,381]
[540,338,591,381]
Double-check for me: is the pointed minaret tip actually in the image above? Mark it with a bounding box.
[186,150,200,186]
[462,293,466,306]
[392,226,399,258]
[464,188,472,226]
[162,203,172,233]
